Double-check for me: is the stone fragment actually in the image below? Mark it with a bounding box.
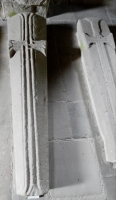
[77,18,116,164]
[8,13,48,196]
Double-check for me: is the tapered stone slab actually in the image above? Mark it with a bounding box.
[8,13,48,196]
[77,18,116,164]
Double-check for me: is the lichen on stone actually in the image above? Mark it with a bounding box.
[8,11,17,17]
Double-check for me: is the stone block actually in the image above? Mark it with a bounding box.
[77,18,116,164]
[67,101,93,138]
[0,74,11,126]
[106,6,116,19]
[49,140,104,198]
[0,127,11,200]
[60,57,86,101]
[8,13,48,196]
[104,177,116,200]
[48,102,72,140]
[0,30,9,75]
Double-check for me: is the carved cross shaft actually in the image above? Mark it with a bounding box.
[9,13,47,195]
[84,21,115,118]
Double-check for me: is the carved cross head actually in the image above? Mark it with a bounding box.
[78,18,115,49]
[8,13,46,58]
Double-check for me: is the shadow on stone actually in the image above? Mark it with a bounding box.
[47,23,101,191]
[47,3,105,18]
[47,24,81,190]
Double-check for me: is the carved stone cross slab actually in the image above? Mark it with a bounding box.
[77,18,116,165]
[8,13,48,196]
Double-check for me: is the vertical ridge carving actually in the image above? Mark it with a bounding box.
[8,12,48,196]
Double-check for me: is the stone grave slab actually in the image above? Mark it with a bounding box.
[77,18,116,165]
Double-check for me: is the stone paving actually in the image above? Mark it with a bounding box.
[0,3,116,200]
[47,4,116,200]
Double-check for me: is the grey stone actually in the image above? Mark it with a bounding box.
[67,101,93,138]
[14,0,49,5]
[60,56,88,101]
[49,140,104,198]
[8,13,48,196]
[2,0,50,18]
[3,4,47,18]
[0,74,11,126]
[104,177,116,200]
[106,6,116,19]
[80,197,106,200]
[112,19,116,25]
[48,102,72,140]
[48,74,66,101]
[0,127,11,200]
[2,0,49,6]
[77,18,116,164]
[0,32,9,75]
[106,0,116,6]
[95,138,116,178]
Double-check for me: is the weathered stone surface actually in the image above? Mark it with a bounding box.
[67,101,93,138]
[103,177,116,200]
[8,13,48,196]
[2,0,49,6]
[48,102,72,140]
[0,127,11,200]
[49,140,105,198]
[77,18,116,164]
[2,0,50,17]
